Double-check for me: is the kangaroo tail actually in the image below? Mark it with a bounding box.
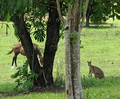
[7,49,13,55]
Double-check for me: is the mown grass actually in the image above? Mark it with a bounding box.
[1,91,65,99]
[0,20,120,99]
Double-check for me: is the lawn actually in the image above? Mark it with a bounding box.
[0,20,120,99]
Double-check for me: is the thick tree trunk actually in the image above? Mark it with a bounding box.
[43,0,60,86]
[13,14,46,87]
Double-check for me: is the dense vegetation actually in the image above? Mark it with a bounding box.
[0,20,120,98]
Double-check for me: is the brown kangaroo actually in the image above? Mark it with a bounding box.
[87,61,104,79]
[7,44,43,69]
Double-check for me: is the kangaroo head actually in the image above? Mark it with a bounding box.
[87,61,92,66]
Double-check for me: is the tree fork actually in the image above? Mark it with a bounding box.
[13,14,46,87]
[43,0,61,86]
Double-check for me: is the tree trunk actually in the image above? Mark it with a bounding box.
[86,15,90,27]
[70,30,83,99]
[86,1,93,27]
[13,14,46,87]
[43,0,60,86]
[56,0,89,98]
[65,12,74,99]
[70,10,84,99]
[65,14,83,99]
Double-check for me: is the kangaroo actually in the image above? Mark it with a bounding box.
[7,44,43,69]
[87,61,104,79]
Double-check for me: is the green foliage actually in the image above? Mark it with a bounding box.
[54,73,65,88]
[0,0,47,42]
[90,0,108,24]
[11,60,38,92]
[25,18,46,42]
[0,0,33,20]
[89,0,120,24]
[24,1,48,42]
[70,32,79,43]
[31,20,46,42]
[54,60,65,88]
[82,76,103,89]
[13,23,20,41]
[33,29,45,42]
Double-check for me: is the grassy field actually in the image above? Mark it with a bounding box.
[0,20,120,99]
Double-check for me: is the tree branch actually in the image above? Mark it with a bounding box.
[73,0,80,31]
[81,0,90,28]
[56,0,66,23]
[79,0,83,21]
[73,0,79,13]
[33,0,57,9]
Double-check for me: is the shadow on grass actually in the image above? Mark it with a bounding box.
[88,26,111,29]
[85,25,118,29]
[0,83,17,98]
[0,83,16,93]
[0,82,65,98]
[82,76,120,89]
[85,22,118,29]
[1,76,120,98]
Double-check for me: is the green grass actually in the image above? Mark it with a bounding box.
[1,92,65,99]
[1,20,120,99]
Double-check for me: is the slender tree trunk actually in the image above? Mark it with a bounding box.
[65,10,74,99]
[86,2,93,27]
[86,15,90,27]
[43,0,60,86]
[70,29,83,99]
[70,9,84,99]
[65,0,89,98]
[13,14,46,87]
[65,13,83,99]
[56,0,89,98]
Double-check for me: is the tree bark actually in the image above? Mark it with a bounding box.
[85,0,94,27]
[56,0,89,98]
[13,14,46,87]
[70,7,84,99]
[86,15,90,27]
[70,30,83,99]
[43,0,60,86]
[86,7,91,27]
[65,6,74,99]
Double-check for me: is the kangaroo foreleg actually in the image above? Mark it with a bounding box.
[88,70,92,77]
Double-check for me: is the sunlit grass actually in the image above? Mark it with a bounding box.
[1,92,65,99]
[1,20,120,98]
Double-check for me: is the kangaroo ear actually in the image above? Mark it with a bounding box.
[90,61,92,63]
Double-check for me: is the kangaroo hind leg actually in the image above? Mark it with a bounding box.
[11,54,18,69]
